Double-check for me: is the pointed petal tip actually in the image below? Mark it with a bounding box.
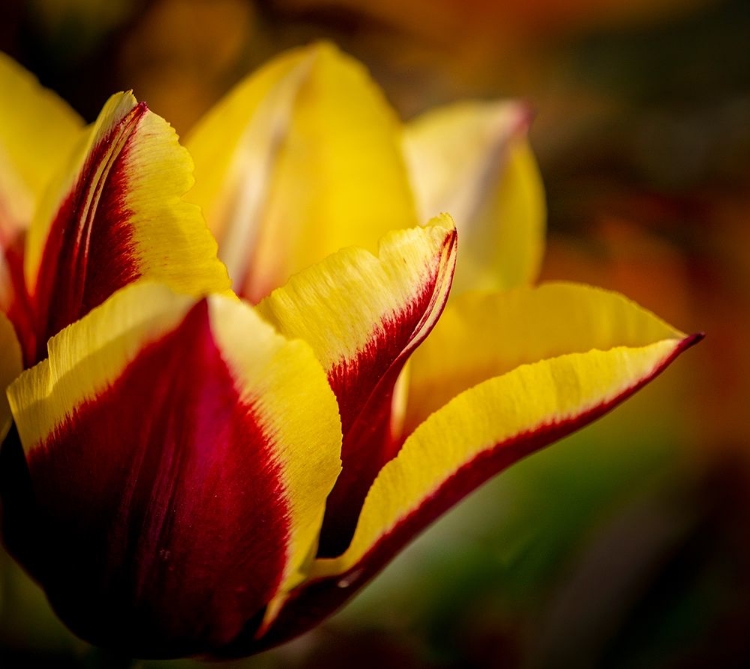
[666,331,703,365]
[421,213,458,245]
[307,39,340,55]
[516,100,536,128]
[481,99,536,135]
[684,332,705,347]
[428,211,457,229]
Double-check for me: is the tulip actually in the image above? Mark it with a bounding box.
[0,44,699,659]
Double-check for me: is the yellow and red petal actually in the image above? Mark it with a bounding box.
[250,283,700,650]
[403,101,546,292]
[23,92,229,363]
[5,283,340,657]
[0,52,83,247]
[257,217,456,557]
[186,41,418,302]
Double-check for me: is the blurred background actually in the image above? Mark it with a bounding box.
[1,0,749,666]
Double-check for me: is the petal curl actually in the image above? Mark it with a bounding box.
[250,284,700,651]
[257,216,456,556]
[0,53,83,246]
[6,283,341,657]
[24,92,229,362]
[403,101,545,291]
[186,41,418,302]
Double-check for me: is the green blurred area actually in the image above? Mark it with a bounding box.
[1,0,749,666]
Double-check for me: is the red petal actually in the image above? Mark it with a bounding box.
[8,302,290,657]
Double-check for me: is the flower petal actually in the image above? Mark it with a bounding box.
[251,284,699,650]
[5,283,341,657]
[325,343,699,583]
[0,53,83,246]
[0,311,22,441]
[403,101,545,291]
[257,216,456,557]
[186,41,418,302]
[24,92,229,362]
[404,282,689,432]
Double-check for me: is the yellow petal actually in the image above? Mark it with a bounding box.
[24,92,229,355]
[404,282,685,432]
[185,47,307,254]
[0,310,22,440]
[311,282,698,576]
[0,53,84,244]
[186,41,418,302]
[403,101,545,291]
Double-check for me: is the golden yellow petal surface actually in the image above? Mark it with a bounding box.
[404,101,545,292]
[187,42,417,302]
[404,282,683,431]
[0,53,83,243]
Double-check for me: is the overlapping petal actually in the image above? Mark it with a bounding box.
[330,284,698,576]
[257,215,456,430]
[403,100,546,292]
[0,52,83,248]
[258,216,457,556]
[21,92,229,363]
[6,282,341,657]
[186,42,417,302]
[247,283,699,651]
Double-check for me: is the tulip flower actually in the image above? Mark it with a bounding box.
[0,44,699,659]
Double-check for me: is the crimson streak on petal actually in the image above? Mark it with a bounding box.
[30,104,145,362]
[318,229,457,558]
[12,301,290,658]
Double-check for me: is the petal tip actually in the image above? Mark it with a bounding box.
[425,212,457,233]
[680,331,705,351]
[515,100,536,130]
